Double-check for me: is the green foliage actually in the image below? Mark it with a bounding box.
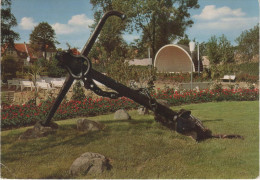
[235,24,259,61]
[106,59,156,87]
[1,55,19,80]
[71,81,86,101]
[206,35,234,65]
[218,35,234,64]
[236,62,259,76]
[1,0,20,45]
[27,61,44,105]
[90,0,199,60]
[29,22,58,59]
[177,34,190,46]
[46,57,67,77]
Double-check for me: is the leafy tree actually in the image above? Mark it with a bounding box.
[89,6,128,66]
[206,36,220,65]
[218,34,234,64]
[1,55,19,80]
[29,22,58,60]
[235,24,259,62]
[46,57,67,77]
[1,0,20,46]
[130,0,199,61]
[206,35,234,65]
[90,0,199,63]
[177,34,190,46]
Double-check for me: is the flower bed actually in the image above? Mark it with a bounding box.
[1,88,258,129]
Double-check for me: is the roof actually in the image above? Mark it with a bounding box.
[126,58,153,66]
[70,48,81,55]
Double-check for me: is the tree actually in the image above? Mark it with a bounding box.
[130,0,199,61]
[177,34,190,46]
[235,24,259,62]
[218,34,234,64]
[206,35,234,65]
[1,0,20,46]
[29,22,58,60]
[88,5,128,66]
[90,0,199,63]
[1,55,19,80]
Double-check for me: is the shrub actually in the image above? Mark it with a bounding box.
[1,87,258,129]
[71,81,86,101]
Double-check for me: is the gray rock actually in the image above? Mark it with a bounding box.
[114,109,131,120]
[77,119,104,132]
[69,152,111,176]
[137,106,149,115]
[19,122,58,140]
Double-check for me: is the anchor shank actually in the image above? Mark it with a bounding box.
[42,75,74,125]
[90,69,178,119]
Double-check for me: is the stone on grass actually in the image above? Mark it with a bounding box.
[69,152,111,176]
[77,119,104,132]
[19,121,58,140]
[114,109,131,120]
[137,106,149,115]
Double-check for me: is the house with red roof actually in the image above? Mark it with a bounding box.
[1,43,81,70]
[1,43,40,66]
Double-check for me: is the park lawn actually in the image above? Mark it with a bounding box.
[1,101,259,179]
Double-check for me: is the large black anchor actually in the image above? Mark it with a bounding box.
[41,11,243,141]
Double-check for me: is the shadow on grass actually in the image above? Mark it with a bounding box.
[201,119,224,123]
[99,119,154,125]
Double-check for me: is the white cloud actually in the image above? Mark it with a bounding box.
[19,17,37,30]
[193,17,258,30]
[52,14,94,35]
[193,5,245,20]
[192,5,258,32]
[52,23,75,35]
[68,14,94,27]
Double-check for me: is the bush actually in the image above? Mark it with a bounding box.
[236,73,259,83]
[71,81,86,101]
[1,87,258,129]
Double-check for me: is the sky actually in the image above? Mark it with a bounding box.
[10,0,259,51]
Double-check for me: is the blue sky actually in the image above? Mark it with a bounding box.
[11,0,259,50]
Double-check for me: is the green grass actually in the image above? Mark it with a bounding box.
[1,101,259,179]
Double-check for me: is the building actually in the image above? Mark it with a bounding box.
[126,58,153,66]
[1,43,80,64]
[1,43,37,66]
[154,44,203,73]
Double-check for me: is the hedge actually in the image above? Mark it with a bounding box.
[1,88,259,129]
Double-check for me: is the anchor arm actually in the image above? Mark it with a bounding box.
[41,11,126,126]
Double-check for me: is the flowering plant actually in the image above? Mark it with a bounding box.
[1,87,258,129]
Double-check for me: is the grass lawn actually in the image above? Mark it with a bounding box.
[1,101,259,179]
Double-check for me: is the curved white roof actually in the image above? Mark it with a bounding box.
[154,44,195,73]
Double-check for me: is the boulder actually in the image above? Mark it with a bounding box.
[19,121,58,140]
[114,109,131,120]
[77,119,104,132]
[137,106,149,115]
[69,152,111,176]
